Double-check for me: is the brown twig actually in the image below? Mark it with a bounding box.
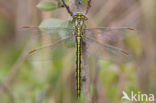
[0,38,36,96]
[61,0,73,16]
[69,0,92,102]
[77,1,91,103]
[0,81,16,103]
[0,0,42,97]
[71,0,92,102]
[86,0,92,14]
[59,0,92,102]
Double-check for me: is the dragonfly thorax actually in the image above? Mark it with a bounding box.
[72,12,88,37]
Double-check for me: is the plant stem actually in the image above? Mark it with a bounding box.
[82,41,92,103]
[72,0,92,102]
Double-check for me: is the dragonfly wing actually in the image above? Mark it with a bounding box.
[84,36,132,63]
[85,27,136,45]
[27,37,76,62]
[18,26,74,41]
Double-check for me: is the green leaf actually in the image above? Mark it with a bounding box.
[39,18,75,48]
[83,0,88,4]
[39,18,66,34]
[39,18,73,38]
[37,1,57,11]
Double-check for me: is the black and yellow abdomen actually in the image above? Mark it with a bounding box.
[76,36,82,98]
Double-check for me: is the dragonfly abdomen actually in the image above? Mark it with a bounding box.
[76,36,82,98]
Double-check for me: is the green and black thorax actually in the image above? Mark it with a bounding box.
[72,12,88,37]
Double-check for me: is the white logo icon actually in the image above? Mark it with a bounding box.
[122,91,130,101]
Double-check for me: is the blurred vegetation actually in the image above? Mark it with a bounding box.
[0,0,156,103]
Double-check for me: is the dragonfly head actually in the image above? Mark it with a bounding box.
[72,12,88,28]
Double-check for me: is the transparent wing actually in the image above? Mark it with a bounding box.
[18,26,74,42]
[85,27,136,45]
[27,37,76,62]
[20,26,73,33]
[84,36,133,63]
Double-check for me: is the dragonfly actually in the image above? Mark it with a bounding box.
[21,1,136,98]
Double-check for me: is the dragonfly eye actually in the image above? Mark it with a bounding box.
[81,16,84,18]
[80,14,88,20]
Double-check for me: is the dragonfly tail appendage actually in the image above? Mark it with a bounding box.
[127,27,136,30]
[76,37,82,98]
[121,50,129,55]
[28,49,36,54]
[22,25,31,28]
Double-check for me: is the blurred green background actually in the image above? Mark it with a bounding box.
[0,0,156,103]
